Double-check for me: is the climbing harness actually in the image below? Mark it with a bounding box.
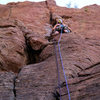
[56,24,65,31]
[64,26,71,33]
[54,24,71,35]
[53,26,71,100]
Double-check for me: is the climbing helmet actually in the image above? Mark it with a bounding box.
[57,19,63,24]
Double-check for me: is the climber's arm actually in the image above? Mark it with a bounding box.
[52,24,59,30]
[64,24,72,32]
[68,26,72,32]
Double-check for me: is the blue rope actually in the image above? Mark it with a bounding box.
[57,28,71,100]
[54,42,62,100]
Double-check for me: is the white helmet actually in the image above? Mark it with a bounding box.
[57,19,63,24]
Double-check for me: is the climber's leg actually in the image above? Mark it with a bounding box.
[64,29,71,33]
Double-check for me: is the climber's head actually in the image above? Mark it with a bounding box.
[57,19,63,24]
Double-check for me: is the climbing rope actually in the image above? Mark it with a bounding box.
[53,27,71,100]
[54,40,62,100]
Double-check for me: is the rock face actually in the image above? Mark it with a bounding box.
[0,0,100,100]
[0,71,15,100]
[0,19,28,72]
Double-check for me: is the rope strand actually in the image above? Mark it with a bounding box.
[57,28,71,100]
[53,26,71,100]
[54,41,62,100]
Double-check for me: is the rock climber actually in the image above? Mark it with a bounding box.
[51,19,72,36]
[45,18,71,42]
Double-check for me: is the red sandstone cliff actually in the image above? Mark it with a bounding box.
[0,0,100,100]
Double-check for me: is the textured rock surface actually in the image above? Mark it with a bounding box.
[0,71,15,100]
[0,19,28,72]
[6,1,50,35]
[15,60,57,100]
[0,0,100,100]
[15,33,100,100]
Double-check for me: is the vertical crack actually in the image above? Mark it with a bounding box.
[8,6,12,19]
[13,68,22,100]
[7,3,18,19]
[45,1,53,25]
[7,4,13,19]
[13,76,17,100]
[15,19,47,64]
[24,35,43,64]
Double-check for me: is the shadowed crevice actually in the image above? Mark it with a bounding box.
[13,76,17,100]
[0,25,15,28]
